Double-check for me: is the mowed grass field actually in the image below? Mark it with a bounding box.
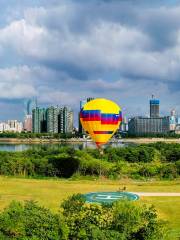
[0,177,180,239]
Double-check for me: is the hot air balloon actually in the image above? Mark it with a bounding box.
[80,98,122,148]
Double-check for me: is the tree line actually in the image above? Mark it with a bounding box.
[0,132,75,139]
[0,142,179,179]
[122,132,180,138]
[1,131,180,139]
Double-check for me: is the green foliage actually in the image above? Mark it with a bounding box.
[61,194,167,240]
[124,132,180,138]
[76,150,114,176]
[61,193,86,216]
[175,160,180,174]
[0,143,180,180]
[0,201,68,240]
[49,154,80,178]
[104,145,155,163]
[0,193,168,240]
[0,132,75,139]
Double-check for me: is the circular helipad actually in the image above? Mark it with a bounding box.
[84,192,139,204]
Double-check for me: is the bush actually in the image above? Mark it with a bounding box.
[138,163,160,178]
[0,195,167,240]
[61,194,167,240]
[49,154,80,178]
[0,143,179,180]
[175,160,180,174]
[0,201,68,240]
[159,163,178,179]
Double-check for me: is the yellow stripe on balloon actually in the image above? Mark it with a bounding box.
[84,98,120,114]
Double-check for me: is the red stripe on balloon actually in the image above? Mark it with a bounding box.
[95,142,106,146]
[94,131,113,134]
[81,117,101,121]
[101,120,120,124]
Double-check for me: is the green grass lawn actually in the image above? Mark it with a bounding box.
[0,176,180,239]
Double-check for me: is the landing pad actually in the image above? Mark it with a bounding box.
[84,192,139,204]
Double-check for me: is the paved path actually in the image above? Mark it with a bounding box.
[133,192,180,196]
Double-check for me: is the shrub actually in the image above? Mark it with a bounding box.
[159,163,178,179]
[0,201,68,240]
[61,194,167,240]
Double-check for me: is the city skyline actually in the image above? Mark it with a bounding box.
[0,96,180,134]
[0,1,180,121]
[0,95,179,125]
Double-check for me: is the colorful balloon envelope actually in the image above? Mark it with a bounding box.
[80,98,122,147]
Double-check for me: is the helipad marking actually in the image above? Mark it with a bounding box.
[84,192,139,203]
[95,194,124,200]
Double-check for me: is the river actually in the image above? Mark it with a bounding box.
[0,141,134,152]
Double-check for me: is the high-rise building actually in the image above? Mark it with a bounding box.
[46,106,60,133]
[32,105,74,134]
[178,117,180,125]
[169,109,176,131]
[59,107,64,134]
[150,95,160,118]
[80,100,86,110]
[0,120,23,133]
[59,107,73,133]
[128,97,171,135]
[23,115,32,132]
[25,98,37,115]
[0,123,9,132]
[87,97,94,103]
[23,98,37,132]
[32,107,47,133]
[66,108,73,133]
[78,98,94,134]
[120,116,128,132]
[128,116,170,135]
[79,100,86,134]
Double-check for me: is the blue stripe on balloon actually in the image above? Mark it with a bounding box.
[80,110,122,123]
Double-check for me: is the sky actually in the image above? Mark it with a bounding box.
[0,0,180,125]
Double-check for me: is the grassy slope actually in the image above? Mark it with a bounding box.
[0,177,179,239]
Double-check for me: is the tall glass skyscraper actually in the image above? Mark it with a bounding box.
[23,98,37,132]
[32,107,47,133]
[25,98,37,115]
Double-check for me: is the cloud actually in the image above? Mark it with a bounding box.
[0,0,180,122]
[1,3,180,82]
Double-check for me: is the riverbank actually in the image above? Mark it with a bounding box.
[0,137,180,144]
[0,138,89,144]
[122,138,180,144]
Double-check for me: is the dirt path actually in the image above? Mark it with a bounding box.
[134,192,180,196]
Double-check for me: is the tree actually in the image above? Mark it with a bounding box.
[0,201,68,240]
[61,194,167,240]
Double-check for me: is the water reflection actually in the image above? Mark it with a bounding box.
[0,141,134,152]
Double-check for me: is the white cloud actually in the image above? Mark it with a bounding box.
[0,1,180,121]
[1,6,180,82]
